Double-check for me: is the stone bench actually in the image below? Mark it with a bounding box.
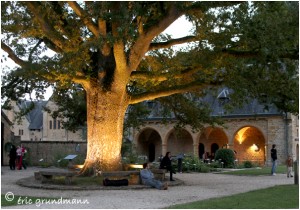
[102,169,167,185]
[37,170,78,185]
[102,171,140,185]
[151,169,167,181]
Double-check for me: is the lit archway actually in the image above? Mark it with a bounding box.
[233,126,265,165]
[137,128,162,162]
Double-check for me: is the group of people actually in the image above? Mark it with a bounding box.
[9,144,27,170]
[270,144,294,178]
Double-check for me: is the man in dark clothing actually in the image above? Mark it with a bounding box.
[271,144,277,175]
[9,145,17,170]
[159,152,176,181]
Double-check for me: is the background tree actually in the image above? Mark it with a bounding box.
[1,1,298,173]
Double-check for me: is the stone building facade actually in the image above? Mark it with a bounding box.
[3,100,86,142]
[132,93,299,166]
[2,100,86,165]
[2,89,299,167]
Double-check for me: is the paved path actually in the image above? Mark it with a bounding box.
[1,166,294,209]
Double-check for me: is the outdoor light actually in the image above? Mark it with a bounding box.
[252,144,260,152]
[74,164,84,169]
[127,164,143,169]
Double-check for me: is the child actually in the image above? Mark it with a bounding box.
[286,155,293,178]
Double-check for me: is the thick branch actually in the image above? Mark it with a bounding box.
[129,4,183,71]
[42,70,87,87]
[68,1,99,37]
[149,36,197,51]
[1,42,26,67]
[25,2,65,51]
[130,67,199,83]
[129,82,213,105]
[144,4,184,38]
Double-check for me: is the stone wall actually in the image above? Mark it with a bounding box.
[21,141,87,166]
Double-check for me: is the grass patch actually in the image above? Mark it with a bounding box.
[221,165,287,176]
[1,195,61,207]
[168,184,299,209]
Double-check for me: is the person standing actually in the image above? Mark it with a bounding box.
[176,153,184,173]
[159,152,175,181]
[140,162,168,190]
[16,146,22,170]
[21,145,27,169]
[271,144,277,176]
[286,155,293,178]
[9,145,17,170]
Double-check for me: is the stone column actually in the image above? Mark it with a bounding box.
[193,144,198,158]
[161,144,167,156]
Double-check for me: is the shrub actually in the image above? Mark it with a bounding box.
[243,160,254,168]
[215,149,235,168]
[182,154,212,173]
[208,161,220,168]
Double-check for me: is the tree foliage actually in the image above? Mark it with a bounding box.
[1,1,298,171]
[2,1,298,115]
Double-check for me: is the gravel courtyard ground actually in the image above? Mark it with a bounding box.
[1,166,294,209]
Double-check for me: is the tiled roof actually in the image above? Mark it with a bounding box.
[143,88,281,119]
[17,100,47,130]
[204,89,280,117]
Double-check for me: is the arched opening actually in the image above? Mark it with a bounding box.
[198,143,205,159]
[137,128,162,162]
[199,127,228,160]
[148,143,155,162]
[233,126,265,166]
[211,143,219,159]
[167,129,193,156]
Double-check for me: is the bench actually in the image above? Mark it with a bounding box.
[102,171,140,185]
[38,170,78,185]
[151,169,167,181]
[102,169,167,185]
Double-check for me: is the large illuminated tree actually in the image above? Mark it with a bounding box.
[1,2,298,173]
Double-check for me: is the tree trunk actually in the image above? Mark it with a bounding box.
[80,85,128,175]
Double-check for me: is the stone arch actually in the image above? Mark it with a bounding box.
[137,128,162,162]
[199,127,229,159]
[198,143,205,159]
[233,126,266,165]
[211,143,219,159]
[166,128,193,156]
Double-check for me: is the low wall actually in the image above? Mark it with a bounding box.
[21,141,87,166]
